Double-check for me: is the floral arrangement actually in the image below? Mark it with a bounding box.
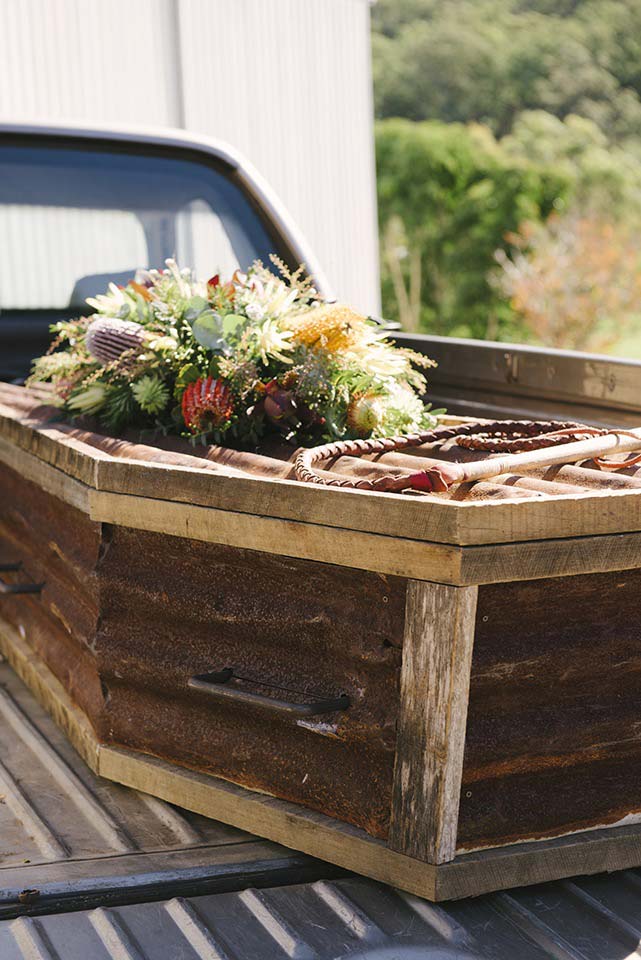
[29,257,439,449]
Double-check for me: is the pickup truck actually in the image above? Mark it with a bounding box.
[1,121,640,960]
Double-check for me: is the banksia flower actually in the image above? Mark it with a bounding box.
[85,317,147,365]
[346,392,385,437]
[181,377,234,433]
[291,304,372,353]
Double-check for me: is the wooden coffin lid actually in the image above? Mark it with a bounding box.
[4,382,641,584]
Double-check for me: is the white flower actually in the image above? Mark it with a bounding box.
[343,340,411,379]
[164,258,194,298]
[86,282,127,315]
[235,272,302,322]
[254,318,295,364]
[245,302,265,322]
[379,382,426,434]
[148,335,178,354]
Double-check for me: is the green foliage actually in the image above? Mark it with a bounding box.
[372,2,641,345]
[131,376,170,416]
[501,111,641,217]
[376,118,569,338]
[102,382,137,431]
[372,0,641,143]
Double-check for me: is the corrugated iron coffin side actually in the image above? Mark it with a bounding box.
[4,456,641,856]
[1,462,404,839]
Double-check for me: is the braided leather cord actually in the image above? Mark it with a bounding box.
[294,419,626,493]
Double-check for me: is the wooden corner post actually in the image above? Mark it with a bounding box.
[389,580,478,864]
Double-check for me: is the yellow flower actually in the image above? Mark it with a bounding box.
[290,304,375,353]
[290,303,420,383]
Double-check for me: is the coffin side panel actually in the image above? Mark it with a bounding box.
[0,462,104,720]
[94,526,406,839]
[459,569,641,849]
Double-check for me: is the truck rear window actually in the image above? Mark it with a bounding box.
[0,143,280,310]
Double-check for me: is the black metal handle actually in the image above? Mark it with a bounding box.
[0,562,44,595]
[188,668,350,718]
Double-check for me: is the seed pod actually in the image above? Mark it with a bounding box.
[346,392,384,437]
[85,317,147,365]
[264,387,297,426]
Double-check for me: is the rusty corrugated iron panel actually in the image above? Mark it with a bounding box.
[96,525,406,839]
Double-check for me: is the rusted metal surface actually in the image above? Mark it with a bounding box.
[0,452,405,839]
[0,464,104,723]
[459,568,641,851]
[95,526,406,839]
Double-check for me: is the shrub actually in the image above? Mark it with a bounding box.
[376,118,569,339]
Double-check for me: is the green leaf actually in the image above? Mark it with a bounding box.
[191,312,228,351]
[184,296,209,322]
[221,313,248,338]
[174,363,201,398]
[177,362,200,385]
[133,293,149,323]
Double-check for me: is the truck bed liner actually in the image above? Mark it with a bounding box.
[0,657,332,919]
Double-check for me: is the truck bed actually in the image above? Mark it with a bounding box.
[2,655,641,958]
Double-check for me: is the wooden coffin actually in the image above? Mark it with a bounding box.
[4,381,641,900]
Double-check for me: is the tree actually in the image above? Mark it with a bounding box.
[376,119,568,339]
[372,0,641,144]
[372,0,641,352]
[501,111,641,217]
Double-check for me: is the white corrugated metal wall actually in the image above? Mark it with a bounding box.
[0,0,380,313]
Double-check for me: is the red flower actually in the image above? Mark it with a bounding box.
[181,377,234,433]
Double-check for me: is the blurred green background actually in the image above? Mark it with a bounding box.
[373,0,641,354]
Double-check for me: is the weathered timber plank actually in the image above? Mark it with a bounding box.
[88,489,463,582]
[459,531,641,584]
[8,382,641,549]
[8,433,641,583]
[69,454,641,548]
[0,390,465,547]
[389,581,478,863]
[88,489,641,584]
[0,619,99,771]
[0,402,106,488]
[0,436,90,513]
[436,823,641,901]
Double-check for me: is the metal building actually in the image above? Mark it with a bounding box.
[0,0,380,313]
